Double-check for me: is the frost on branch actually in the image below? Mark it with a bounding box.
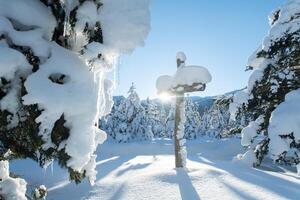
[0,0,151,185]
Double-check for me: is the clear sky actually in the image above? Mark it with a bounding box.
[113,0,285,99]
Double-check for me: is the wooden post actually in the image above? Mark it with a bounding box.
[174,92,185,167]
[174,58,185,168]
[157,53,207,168]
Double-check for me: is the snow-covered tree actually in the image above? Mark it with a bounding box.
[0,0,151,193]
[165,107,175,139]
[143,98,166,138]
[102,83,153,142]
[199,94,245,138]
[231,0,300,170]
[184,97,201,139]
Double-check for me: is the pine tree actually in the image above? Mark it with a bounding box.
[143,98,166,138]
[232,0,300,167]
[165,107,175,139]
[0,0,107,184]
[184,97,201,139]
[0,0,151,187]
[103,83,149,142]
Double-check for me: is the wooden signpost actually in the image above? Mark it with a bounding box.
[173,56,206,168]
[156,52,210,168]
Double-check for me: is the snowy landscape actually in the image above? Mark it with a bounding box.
[1,0,300,200]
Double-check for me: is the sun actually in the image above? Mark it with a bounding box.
[159,92,172,102]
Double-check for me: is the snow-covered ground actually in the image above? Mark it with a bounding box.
[11,138,300,200]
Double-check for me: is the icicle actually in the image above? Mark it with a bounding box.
[51,161,54,175]
[63,8,70,37]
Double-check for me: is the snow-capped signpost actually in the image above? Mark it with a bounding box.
[156,52,212,168]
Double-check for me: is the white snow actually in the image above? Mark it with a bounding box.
[0,161,27,200]
[173,66,212,87]
[156,66,212,94]
[229,90,249,120]
[156,75,173,94]
[234,149,257,167]
[269,89,300,170]
[241,116,264,147]
[262,0,300,51]
[0,160,9,180]
[176,51,186,62]
[0,46,30,80]
[99,0,151,53]
[9,138,300,200]
[0,0,151,186]
[0,0,56,40]
[245,0,300,94]
[22,43,104,181]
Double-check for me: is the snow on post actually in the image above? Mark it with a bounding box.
[156,52,212,168]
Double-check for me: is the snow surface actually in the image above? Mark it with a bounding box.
[10,138,300,200]
[269,89,300,172]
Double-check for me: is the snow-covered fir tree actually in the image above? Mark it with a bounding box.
[0,0,151,197]
[142,98,166,138]
[231,0,300,171]
[101,83,154,142]
[165,107,175,138]
[184,97,201,139]
[200,94,245,138]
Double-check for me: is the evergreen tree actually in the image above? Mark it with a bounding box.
[184,97,201,139]
[143,98,166,138]
[232,0,300,167]
[0,0,107,184]
[103,83,151,142]
[0,0,151,188]
[165,107,175,139]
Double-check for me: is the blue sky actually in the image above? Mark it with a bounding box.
[113,0,285,99]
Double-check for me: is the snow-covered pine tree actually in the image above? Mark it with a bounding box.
[184,97,201,139]
[143,98,166,138]
[0,0,151,191]
[105,83,149,142]
[231,0,300,168]
[165,107,175,139]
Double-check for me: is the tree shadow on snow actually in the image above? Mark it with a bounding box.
[176,169,201,200]
[189,155,300,200]
[116,163,152,177]
[96,155,137,180]
[108,184,126,200]
[159,168,201,200]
